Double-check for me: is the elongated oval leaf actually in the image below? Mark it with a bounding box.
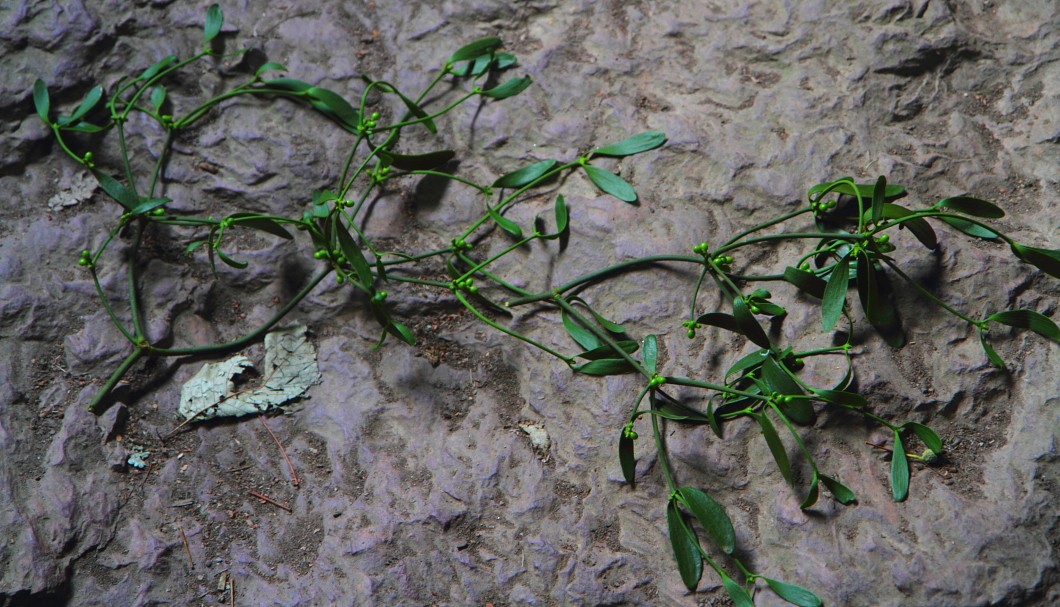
[979,327,1006,368]
[67,85,103,123]
[493,159,557,188]
[139,55,178,81]
[935,195,1004,218]
[822,255,850,331]
[554,194,569,234]
[571,358,634,376]
[653,397,711,423]
[451,54,492,77]
[574,340,638,361]
[808,179,906,202]
[695,312,742,335]
[726,348,769,379]
[666,501,703,591]
[381,149,456,171]
[449,37,502,62]
[263,77,313,93]
[255,62,288,78]
[204,3,223,42]
[485,199,523,236]
[987,309,1060,340]
[572,299,627,334]
[335,221,374,289]
[1009,243,1060,280]
[939,216,999,239]
[642,334,658,374]
[216,247,248,269]
[229,213,294,240]
[92,171,139,210]
[391,88,437,133]
[871,175,886,224]
[494,52,516,69]
[764,578,824,607]
[131,196,171,216]
[733,296,771,349]
[61,120,107,134]
[760,356,803,397]
[721,574,755,607]
[902,422,943,453]
[757,413,793,485]
[819,474,857,504]
[388,320,416,345]
[480,76,532,99]
[33,79,50,123]
[878,203,938,250]
[678,487,735,554]
[891,431,909,502]
[855,252,882,325]
[813,388,867,408]
[149,85,166,111]
[307,86,360,129]
[619,430,635,485]
[583,165,637,203]
[561,308,599,350]
[592,131,667,158]
[799,472,820,509]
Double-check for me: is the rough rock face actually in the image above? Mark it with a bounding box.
[1,1,1057,606]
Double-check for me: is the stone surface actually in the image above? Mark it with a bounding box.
[0,1,1057,606]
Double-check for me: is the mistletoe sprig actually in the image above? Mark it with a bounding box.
[33,5,1058,605]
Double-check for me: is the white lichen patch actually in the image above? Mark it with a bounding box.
[517,421,551,461]
[178,325,320,421]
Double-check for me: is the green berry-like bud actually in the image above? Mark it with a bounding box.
[750,304,760,314]
[877,233,889,243]
[77,257,88,266]
[687,328,696,339]
[313,250,327,259]
[468,285,478,294]
[799,262,810,271]
[371,111,380,121]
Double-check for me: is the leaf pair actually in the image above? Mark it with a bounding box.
[979,309,1060,368]
[693,294,771,350]
[667,487,734,592]
[889,423,943,501]
[448,37,515,77]
[581,131,667,204]
[564,303,634,375]
[819,252,903,346]
[262,79,361,133]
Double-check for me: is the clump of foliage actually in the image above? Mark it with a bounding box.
[33,5,1058,605]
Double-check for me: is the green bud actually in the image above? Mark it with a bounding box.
[687,329,696,339]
